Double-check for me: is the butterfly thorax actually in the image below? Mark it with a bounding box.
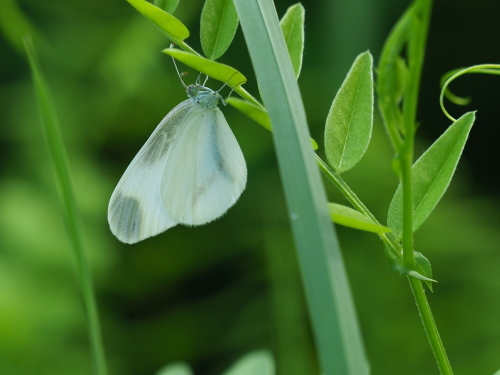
[186,84,224,109]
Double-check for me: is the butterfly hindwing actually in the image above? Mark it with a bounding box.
[160,105,247,225]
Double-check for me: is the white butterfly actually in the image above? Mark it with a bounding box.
[108,73,247,244]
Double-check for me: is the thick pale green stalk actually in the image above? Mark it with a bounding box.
[24,37,108,375]
[233,1,368,374]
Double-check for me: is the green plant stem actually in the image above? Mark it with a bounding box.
[316,155,400,255]
[400,145,415,266]
[408,278,453,375]
[399,1,454,373]
[24,37,108,375]
[317,153,453,374]
[400,0,434,267]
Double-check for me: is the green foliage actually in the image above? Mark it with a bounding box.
[328,203,390,233]
[24,37,108,375]
[155,362,194,375]
[233,1,369,374]
[163,47,246,88]
[201,0,239,60]
[279,4,305,79]
[4,0,500,375]
[227,97,319,150]
[377,6,412,147]
[154,0,180,14]
[324,51,374,173]
[227,97,272,130]
[384,245,435,283]
[440,64,500,121]
[125,0,189,44]
[221,351,274,375]
[388,112,476,236]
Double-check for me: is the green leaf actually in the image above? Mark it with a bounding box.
[415,251,434,291]
[227,97,318,150]
[328,203,390,233]
[163,48,246,89]
[383,245,437,283]
[155,363,193,375]
[0,0,41,53]
[324,51,374,173]
[279,3,304,79]
[153,0,180,14]
[221,351,274,375]
[125,0,189,44]
[492,369,500,375]
[377,7,411,107]
[233,0,369,374]
[201,0,239,60]
[388,111,476,236]
[227,97,272,130]
[377,5,413,148]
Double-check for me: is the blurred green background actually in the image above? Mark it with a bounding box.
[1,0,500,374]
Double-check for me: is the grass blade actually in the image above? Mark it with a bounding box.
[201,0,239,60]
[24,37,108,375]
[233,1,369,374]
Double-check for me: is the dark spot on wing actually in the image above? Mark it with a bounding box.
[114,194,141,241]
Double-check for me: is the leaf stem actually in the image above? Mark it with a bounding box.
[316,155,401,258]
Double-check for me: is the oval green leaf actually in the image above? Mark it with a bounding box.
[377,5,413,149]
[126,0,189,43]
[383,245,437,283]
[153,0,180,14]
[227,97,318,150]
[415,251,434,291]
[328,203,390,233]
[388,111,476,236]
[279,3,305,79]
[163,48,246,89]
[201,0,239,60]
[324,51,374,173]
[221,351,274,375]
[227,97,272,130]
[155,362,193,375]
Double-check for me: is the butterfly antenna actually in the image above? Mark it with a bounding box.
[195,72,203,85]
[170,43,188,89]
[217,71,241,95]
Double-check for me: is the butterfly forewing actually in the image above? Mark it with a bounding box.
[108,84,247,243]
[108,100,195,243]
